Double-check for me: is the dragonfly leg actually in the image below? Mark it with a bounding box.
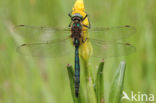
[68,22,72,27]
[82,14,88,21]
[83,24,91,29]
[68,12,72,18]
[82,13,91,29]
[68,11,73,27]
[82,37,88,43]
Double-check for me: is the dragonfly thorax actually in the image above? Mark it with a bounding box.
[71,22,82,41]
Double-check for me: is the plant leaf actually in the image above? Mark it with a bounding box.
[67,64,86,103]
[67,64,79,103]
[109,61,126,103]
[95,59,105,103]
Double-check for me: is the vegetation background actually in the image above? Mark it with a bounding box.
[0,0,155,103]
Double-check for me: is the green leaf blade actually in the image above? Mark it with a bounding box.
[109,61,126,103]
[95,59,105,103]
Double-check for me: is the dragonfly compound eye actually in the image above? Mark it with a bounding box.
[77,24,80,27]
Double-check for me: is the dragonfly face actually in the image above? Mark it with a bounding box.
[71,13,83,21]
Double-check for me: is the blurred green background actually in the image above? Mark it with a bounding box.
[0,0,156,103]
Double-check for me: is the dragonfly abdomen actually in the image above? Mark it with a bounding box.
[74,39,80,97]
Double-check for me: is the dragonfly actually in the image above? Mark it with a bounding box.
[15,13,136,97]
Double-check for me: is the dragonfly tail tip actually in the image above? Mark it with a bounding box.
[75,92,79,98]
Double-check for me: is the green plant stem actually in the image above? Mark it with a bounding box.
[95,59,104,103]
[82,60,97,103]
[67,64,79,103]
[67,64,86,103]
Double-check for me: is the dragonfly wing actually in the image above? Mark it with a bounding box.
[90,39,136,58]
[88,25,136,41]
[17,37,74,58]
[15,25,71,43]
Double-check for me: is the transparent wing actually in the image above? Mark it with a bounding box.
[88,25,136,41]
[16,37,74,58]
[15,25,71,43]
[90,39,136,58]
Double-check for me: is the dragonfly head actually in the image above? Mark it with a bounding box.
[71,13,83,23]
